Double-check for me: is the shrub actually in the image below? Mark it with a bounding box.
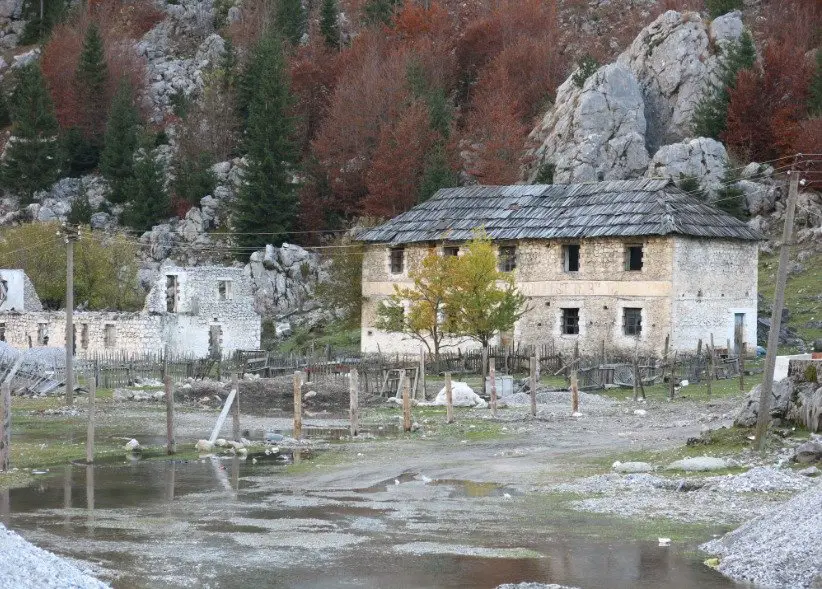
[706,0,742,18]
[572,55,599,88]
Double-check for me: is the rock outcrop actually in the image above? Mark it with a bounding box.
[527,63,648,183]
[617,10,742,152]
[647,137,728,195]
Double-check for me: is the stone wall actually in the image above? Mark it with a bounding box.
[361,236,680,356]
[670,237,758,352]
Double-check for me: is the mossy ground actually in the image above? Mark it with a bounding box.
[759,249,822,347]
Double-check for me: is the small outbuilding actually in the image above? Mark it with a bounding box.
[357,178,762,356]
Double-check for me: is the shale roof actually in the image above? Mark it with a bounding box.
[357,179,763,244]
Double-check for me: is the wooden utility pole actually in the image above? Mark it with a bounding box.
[489,357,497,417]
[529,355,537,417]
[755,170,800,451]
[401,371,412,432]
[571,371,579,414]
[63,224,79,405]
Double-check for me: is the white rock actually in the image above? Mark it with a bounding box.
[633,409,648,416]
[124,439,140,451]
[647,137,729,196]
[666,456,729,471]
[613,461,654,473]
[432,382,485,407]
[195,439,214,452]
[215,438,228,447]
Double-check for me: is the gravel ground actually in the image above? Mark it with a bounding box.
[497,584,580,589]
[701,485,822,589]
[0,524,109,589]
[551,467,820,524]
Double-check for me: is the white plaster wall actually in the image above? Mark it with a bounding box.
[670,237,758,353]
[0,270,28,311]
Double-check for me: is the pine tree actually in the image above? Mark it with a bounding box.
[233,33,298,254]
[1,64,62,203]
[419,144,456,203]
[100,79,141,204]
[69,23,109,172]
[122,147,170,231]
[693,32,756,139]
[320,0,340,49]
[174,153,217,205]
[219,36,238,91]
[809,49,822,117]
[713,167,746,220]
[67,185,94,225]
[276,0,306,46]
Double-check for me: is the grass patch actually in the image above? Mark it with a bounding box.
[760,249,822,344]
[600,366,763,402]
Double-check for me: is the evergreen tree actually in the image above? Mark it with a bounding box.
[69,23,109,173]
[219,36,239,91]
[100,79,141,204]
[276,0,306,46]
[362,0,401,26]
[20,0,68,44]
[1,64,62,203]
[706,0,743,19]
[320,0,340,49]
[67,185,94,225]
[713,167,747,219]
[419,144,456,203]
[174,153,217,205]
[233,33,298,254]
[122,147,170,231]
[676,175,707,201]
[692,32,756,139]
[809,49,822,118]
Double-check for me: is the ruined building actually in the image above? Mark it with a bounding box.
[0,265,261,357]
[357,179,761,356]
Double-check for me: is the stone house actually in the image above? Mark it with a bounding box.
[357,179,761,357]
[0,265,260,358]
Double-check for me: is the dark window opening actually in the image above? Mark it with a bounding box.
[561,308,580,335]
[390,247,405,274]
[166,275,179,312]
[443,246,459,257]
[625,245,643,271]
[563,244,580,272]
[498,246,517,272]
[623,308,642,336]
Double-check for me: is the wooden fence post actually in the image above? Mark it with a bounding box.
[571,370,579,414]
[402,371,412,432]
[165,374,176,455]
[489,357,497,417]
[481,347,488,381]
[707,334,715,398]
[0,382,10,472]
[445,372,453,424]
[86,375,95,463]
[418,349,426,401]
[232,374,240,442]
[661,334,670,382]
[739,343,746,393]
[669,352,678,400]
[529,354,537,417]
[293,371,302,440]
[632,346,639,402]
[349,367,359,437]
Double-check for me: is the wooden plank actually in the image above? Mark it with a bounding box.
[208,388,236,444]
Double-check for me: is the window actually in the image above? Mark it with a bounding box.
[389,247,405,274]
[443,246,459,257]
[104,324,116,349]
[563,244,580,272]
[165,275,179,312]
[623,308,642,336]
[218,280,233,301]
[561,308,580,335]
[80,324,89,350]
[498,245,517,272]
[625,244,643,271]
[37,323,48,345]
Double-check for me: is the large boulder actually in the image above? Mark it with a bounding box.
[646,137,728,195]
[735,379,794,427]
[526,63,648,183]
[616,10,743,152]
[793,438,822,464]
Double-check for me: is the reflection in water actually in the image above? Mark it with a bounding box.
[4,459,739,589]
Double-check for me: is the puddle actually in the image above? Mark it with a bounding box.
[0,458,744,589]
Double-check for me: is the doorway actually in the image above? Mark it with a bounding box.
[734,313,745,356]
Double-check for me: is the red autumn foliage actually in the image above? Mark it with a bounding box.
[723,44,812,163]
[290,39,344,154]
[362,100,438,218]
[759,0,822,55]
[40,2,149,132]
